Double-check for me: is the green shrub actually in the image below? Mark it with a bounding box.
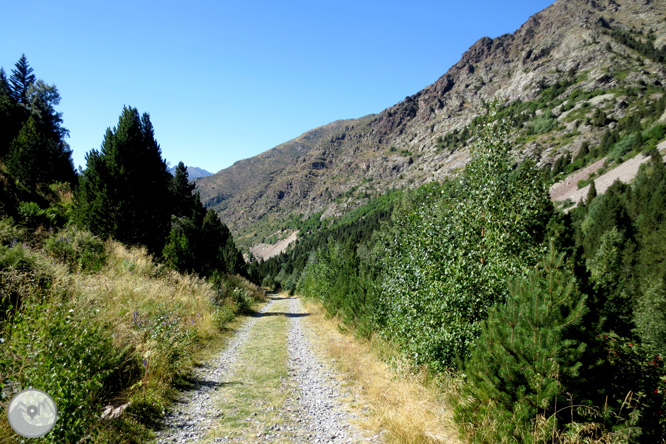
[590,333,666,442]
[44,226,107,272]
[210,273,263,314]
[0,218,25,246]
[1,298,133,443]
[530,110,556,135]
[643,123,666,143]
[634,278,666,357]
[609,132,641,162]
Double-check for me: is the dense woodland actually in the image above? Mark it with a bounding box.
[0,56,257,443]
[251,101,666,442]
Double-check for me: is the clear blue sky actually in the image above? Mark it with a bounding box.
[2,0,554,174]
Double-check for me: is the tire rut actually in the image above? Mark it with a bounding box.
[285,297,378,443]
[154,298,279,443]
[154,296,377,443]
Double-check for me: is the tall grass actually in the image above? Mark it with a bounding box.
[0,226,264,444]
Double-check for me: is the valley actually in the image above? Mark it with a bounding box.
[3,0,666,443]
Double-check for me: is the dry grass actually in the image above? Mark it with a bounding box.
[75,241,220,344]
[1,237,265,443]
[301,299,464,444]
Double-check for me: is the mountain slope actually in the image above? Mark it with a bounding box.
[196,0,666,246]
[168,165,213,179]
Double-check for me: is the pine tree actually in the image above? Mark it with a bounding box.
[0,68,10,96]
[1,56,75,184]
[9,54,35,104]
[6,117,75,188]
[74,106,172,254]
[455,246,587,443]
[170,162,197,218]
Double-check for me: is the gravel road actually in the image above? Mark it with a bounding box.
[285,297,377,443]
[154,296,377,443]
[154,298,279,444]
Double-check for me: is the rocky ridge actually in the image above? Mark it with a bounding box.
[195,0,666,245]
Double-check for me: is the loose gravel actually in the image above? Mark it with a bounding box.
[285,297,378,443]
[154,296,378,443]
[154,298,278,444]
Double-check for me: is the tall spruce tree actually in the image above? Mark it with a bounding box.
[0,68,10,96]
[170,162,197,218]
[9,54,35,104]
[74,106,172,254]
[1,56,75,184]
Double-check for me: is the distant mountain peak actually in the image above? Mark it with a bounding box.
[168,164,213,180]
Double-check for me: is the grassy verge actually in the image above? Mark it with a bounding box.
[205,294,302,443]
[0,229,265,444]
[301,299,463,444]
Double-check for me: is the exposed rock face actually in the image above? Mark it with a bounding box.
[195,0,666,240]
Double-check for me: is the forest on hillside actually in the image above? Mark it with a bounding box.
[250,104,666,442]
[0,55,261,443]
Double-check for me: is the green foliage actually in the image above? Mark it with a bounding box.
[550,153,571,179]
[634,278,666,357]
[605,28,666,64]
[162,163,246,278]
[297,242,374,335]
[8,54,35,104]
[455,248,587,444]
[586,227,634,335]
[162,216,197,272]
[44,226,107,272]
[575,141,589,161]
[1,298,134,443]
[0,218,25,246]
[74,106,173,255]
[0,55,76,190]
[374,109,553,369]
[589,108,609,127]
[248,187,399,291]
[529,110,556,135]
[608,132,641,162]
[592,333,666,442]
[210,273,263,315]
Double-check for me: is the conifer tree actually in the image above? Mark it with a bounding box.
[6,116,75,188]
[74,106,172,254]
[455,246,587,443]
[9,54,35,104]
[585,180,597,205]
[170,162,197,218]
[0,68,10,96]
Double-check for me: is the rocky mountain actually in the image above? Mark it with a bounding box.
[195,0,666,246]
[169,165,213,179]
